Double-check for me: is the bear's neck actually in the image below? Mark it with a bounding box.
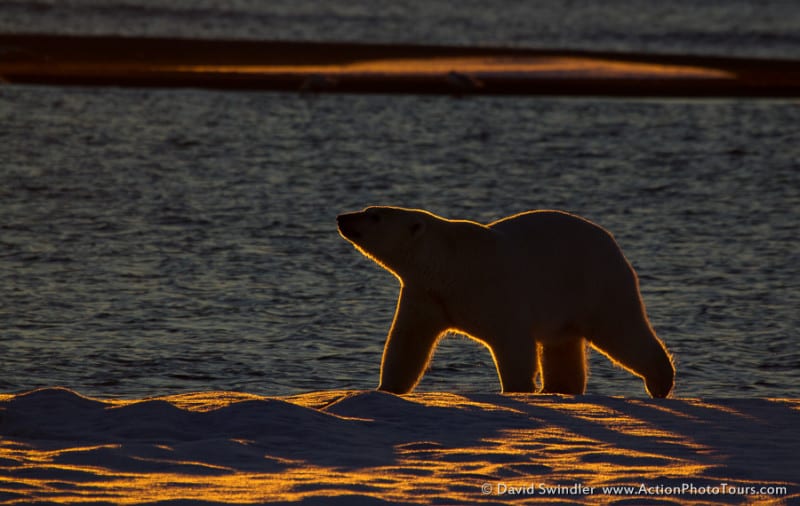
[409,220,496,293]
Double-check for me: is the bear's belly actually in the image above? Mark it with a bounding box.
[445,283,589,346]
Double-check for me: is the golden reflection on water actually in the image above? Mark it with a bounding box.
[6,56,734,81]
[1,392,796,504]
[172,56,734,79]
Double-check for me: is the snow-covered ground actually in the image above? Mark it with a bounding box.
[1,388,797,504]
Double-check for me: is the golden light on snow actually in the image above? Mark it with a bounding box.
[1,390,796,504]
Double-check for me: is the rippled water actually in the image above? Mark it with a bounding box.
[2,0,800,58]
[1,85,798,398]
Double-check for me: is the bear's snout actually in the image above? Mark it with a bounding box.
[337,213,362,240]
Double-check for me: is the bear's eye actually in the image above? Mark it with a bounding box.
[370,213,381,223]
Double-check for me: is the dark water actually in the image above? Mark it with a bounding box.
[1,0,799,58]
[1,85,798,398]
[2,0,800,398]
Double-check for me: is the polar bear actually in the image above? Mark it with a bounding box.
[337,206,675,398]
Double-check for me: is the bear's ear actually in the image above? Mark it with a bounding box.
[409,219,426,239]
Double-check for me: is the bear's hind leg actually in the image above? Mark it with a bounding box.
[539,338,587,394]
[590,318,674,398]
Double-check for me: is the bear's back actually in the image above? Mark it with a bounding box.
[489,210,611,245]
[487,210,630,279]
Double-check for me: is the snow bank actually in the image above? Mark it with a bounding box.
[1,388,797,504]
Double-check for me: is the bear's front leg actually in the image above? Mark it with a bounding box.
[539,338,588,394]
[377,287,449,394]
[491,339,537,393]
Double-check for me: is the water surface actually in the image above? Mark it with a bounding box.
[1,0,799,58]
[1,86,798,398]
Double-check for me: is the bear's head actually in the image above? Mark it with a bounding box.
[337,206,431,280]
